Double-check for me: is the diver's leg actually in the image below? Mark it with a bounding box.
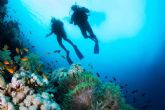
[63,37,76,47]
[86,22,98,43]
[57,36,73,64]
[85,22,99,54]
[79,25,90,39]
[57,36,69,53]
[63,37,84,60]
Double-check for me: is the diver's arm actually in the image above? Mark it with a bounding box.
[46,32,53,37]
[70,14,74,24]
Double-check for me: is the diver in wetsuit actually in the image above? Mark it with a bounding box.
[70,5,99,54]
[46,17,84,64]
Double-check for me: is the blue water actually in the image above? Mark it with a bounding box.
[6,0,165,109]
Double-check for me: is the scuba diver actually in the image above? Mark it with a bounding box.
[70,4,99,54]
[46,17,84,64]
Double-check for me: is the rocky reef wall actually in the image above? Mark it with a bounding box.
[0,0,22,53]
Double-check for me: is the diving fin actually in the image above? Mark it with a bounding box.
[66,52,73,65]
[94,42,99,54]
[73,46,84,60]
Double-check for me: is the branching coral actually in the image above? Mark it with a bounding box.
[0,50,12,62]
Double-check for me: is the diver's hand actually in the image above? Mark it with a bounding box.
[46,32,53,37]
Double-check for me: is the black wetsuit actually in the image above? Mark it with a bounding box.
[71,7,97,41]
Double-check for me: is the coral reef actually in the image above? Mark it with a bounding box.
[0,68,61,110]
[0,0,8,21]
[90,83,121,110]
[0,93,15,110]
[49,64,136,110]
[0,49,43,83]
[0,0,22,54]
[0,47,61,110]
[0,49,12,62]
[0,0,8,7]
[0,20,22,51]
[19,53,43,72]
[60,72,100,110]
[0,74,6,89]
[0,47,136,110]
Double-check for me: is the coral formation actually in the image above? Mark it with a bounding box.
[0,49,12,62]
[0,68,61,110]
[50,64,136,110]
[19,53,43,72]
[0,47,136,110]
[0,0,8,21]
[0,0,22,54]
[0,74,6,89]
[0,93,16,110]
[90,83,121,110]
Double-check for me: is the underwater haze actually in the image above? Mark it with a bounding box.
[5,0,165,110]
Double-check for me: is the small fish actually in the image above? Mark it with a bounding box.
[15,48,20,54]
[88,64,93,69]
[31,46,35,48]
[55,60,58,63]
[142,105,150,109]
[42,74,48,80]
[3,44,9,50]
[23,48,29,52]
[13,66,17,71]
[145,100,151,103]
[105,76,108,79]
[20,51,24,55]
[131,89,138,94]
[36,64,42,74]
[96,72,100,77]
[109,80,113,83]
[6,67,15,74]
[125,84,128,87]
[113,77,117,81]
[61,55,66,59]
[133,97,137,103]
[0,62,4,67]
[46,52,51,55]
[120,85,124,89]
[141,93,146,97]
[4,61,10,65]
[21,58,28,61]
[54,50,61,54]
